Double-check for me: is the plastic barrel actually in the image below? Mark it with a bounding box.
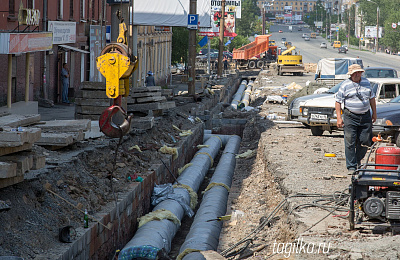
[375,145,400,170]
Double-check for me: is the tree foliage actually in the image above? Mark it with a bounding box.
[171,27,188,64]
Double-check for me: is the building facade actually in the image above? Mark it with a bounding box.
[257,0,318,23]
[0,0,172,109]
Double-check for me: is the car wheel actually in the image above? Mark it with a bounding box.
[248,60,256,69]
[256,60,264,68]
[310,126,324,136]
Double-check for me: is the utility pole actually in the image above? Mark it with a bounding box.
[188,0,197,95]
[376,6,379,53]
[217,0,226,78]
[262,7,265,35]
[347,7,350,47]
[359,10,362,51]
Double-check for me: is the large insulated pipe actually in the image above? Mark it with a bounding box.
[179,135,241,260]
[119,136,224,257]
[231,80,247,109]
[240,80,253,108]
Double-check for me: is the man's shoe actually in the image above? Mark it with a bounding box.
[347,168,356,175]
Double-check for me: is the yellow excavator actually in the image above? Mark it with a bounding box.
[277,46,304,76]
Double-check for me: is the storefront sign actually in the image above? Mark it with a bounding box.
[18,8,40,26]
[48,21,76,44]
[0,32,53,54]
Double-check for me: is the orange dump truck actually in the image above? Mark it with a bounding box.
[232,35,277,69]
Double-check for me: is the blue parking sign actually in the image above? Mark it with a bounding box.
[188,14,198,29]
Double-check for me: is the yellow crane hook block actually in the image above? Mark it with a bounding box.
[96,51,134,99]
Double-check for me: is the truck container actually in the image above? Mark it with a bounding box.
[233,35,277,69]
[314,58,363,87]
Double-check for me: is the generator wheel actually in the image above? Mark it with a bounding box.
[395,132,400,148]
[248,60,256,69]
[256,60,264,68]
[310,126,324,136]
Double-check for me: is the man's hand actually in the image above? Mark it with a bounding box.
[337,117,344,128]
[372,112,377,123]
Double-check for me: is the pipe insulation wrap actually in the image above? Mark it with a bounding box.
[231,82,247,110]
[119,136,225,257]
[240,80,253,108]
[180,135,241,259]
[182,252,207,260]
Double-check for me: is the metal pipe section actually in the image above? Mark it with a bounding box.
[203,134,233,145]
[119,136,224,256]
[240,80,253,108]
[180,135,241,259]
[231,80,247,109]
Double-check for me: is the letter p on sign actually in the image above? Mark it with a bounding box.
[187,14,198,30]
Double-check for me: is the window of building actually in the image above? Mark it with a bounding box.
[92,0,95,20]
[58,0,63,19]
[80,0,86,19]
[9,0,15,16]
[300,7,302,10]
[295,7,297,10]
[70,0,74,19]
[27,0,34,9]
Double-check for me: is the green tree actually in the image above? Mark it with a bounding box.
[235,0,260,36]
[171,27,188,64]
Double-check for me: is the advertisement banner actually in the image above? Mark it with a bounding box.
[199,11,237,37]
[0,32,53,54]
[48,21,76,44]
[365,26,382,38]
[211,0,241,19]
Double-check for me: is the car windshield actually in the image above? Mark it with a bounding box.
[364,69,397,78]
[390,95,400,103]
[325,81,344,93]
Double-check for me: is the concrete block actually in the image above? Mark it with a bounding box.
[0,161,17,178]
[35,133,74,146]
[80,81,105,90]
[127,101,176,112]
[75,105,108,115]
[0,154,33,176]
[131,86,161,93]
[136,96,166,103]
[0,142,33,156]
[75,90,108,99]
[0,175,24,189]
[32,154,46,170]
[38,120,91,133]
[0,127,41,147]
[128,91,161,99]
[74,98,110,107]
[130,117,154,131]
[0,114,41,127]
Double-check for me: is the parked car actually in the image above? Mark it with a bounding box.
[281,37,286,44]
[298,78,400,136]
[302,33,308,38]
[288,82,342,122]
[196,52,218,62]
[338,46,347,53]
[279,30,283,33]
[373,95,400,146]
[171,64,184,74]
[298,27,303,31]
[304,37,310,41]
[363,67,398,78]
[199,48,218,55]
[320,42,327,48]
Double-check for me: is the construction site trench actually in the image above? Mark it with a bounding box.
[1,69,399,260]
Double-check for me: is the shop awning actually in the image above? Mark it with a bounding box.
[59,44,89,54]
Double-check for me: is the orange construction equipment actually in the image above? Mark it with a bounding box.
[233,35,277,69]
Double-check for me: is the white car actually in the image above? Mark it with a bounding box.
[298,78,400,136]
[320,42,327,48]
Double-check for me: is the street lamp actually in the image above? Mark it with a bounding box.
[367,0,379,54]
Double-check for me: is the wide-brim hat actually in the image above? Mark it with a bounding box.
[147,71,153,75]
[347,64,365,75]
